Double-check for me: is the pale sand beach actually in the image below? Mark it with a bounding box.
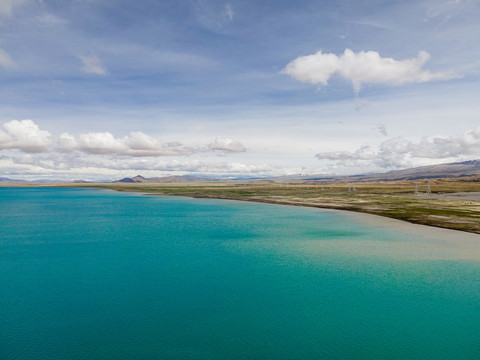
[337,209,480,261]
[197,195,480,261]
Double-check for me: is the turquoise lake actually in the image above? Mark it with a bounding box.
[1,187,480,359]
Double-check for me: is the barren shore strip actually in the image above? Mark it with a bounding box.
[3,179,480,235]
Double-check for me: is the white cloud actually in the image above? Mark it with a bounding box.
[208,138,246,152]
[405,126,480,158]
[59,131,194,156]
[0,151,294,180]
[0,0,26,17]
[0,119,51,152]
[56,132,77,151]
[316,145,375,162]
[124,131,160,151]
[61,132,127,154]
[59,132,247,157]
[0,48,16,68]
[282,49,458,93]
[316,126,480,169]
[79,54,108,75]
[223,4,234,21]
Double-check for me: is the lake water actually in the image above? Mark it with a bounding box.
[1,187,480,359]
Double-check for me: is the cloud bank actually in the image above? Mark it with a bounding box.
[0,119,247,159]
[0,119,254,179]
[0,120,52,152]
[316,126,480,168]
[59,131,193,156]
[0,151,295,181]
[282,49,457,93]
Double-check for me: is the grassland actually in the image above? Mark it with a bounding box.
[47,178,480,235]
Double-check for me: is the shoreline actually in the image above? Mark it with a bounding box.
[180,194,480,236]
[94,187,480,252]
[89,186,480,236]
[2,182,480,236]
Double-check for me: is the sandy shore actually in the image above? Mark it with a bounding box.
[193,195,480,261]
[277,207,480,261]
[346,209,480,240]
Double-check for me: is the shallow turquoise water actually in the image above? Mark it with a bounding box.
[1,187,480,359]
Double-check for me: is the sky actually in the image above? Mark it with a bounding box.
[0,0,479,181]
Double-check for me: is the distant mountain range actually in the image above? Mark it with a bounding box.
[115,160,480,184]
[303,160,480,182]
[0,177,26,183]
[378,160,480,181]
[0,177,74,183]
[115,175,221,183]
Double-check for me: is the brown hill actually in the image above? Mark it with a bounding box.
[304,160,480,183]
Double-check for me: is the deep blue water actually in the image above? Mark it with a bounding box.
[1,187,480,359]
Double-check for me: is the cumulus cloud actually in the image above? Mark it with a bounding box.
[404,126,480,158]
[59,133,247,157]
[0,120,52,152]
[316,145,375,162]
[316,126,480,169]
[59,131,193,156]
[60,132,127,154]
[0,48,16,68]
[0,120,247,158]
[0,120,255,179]
[79,54,108,75]
[1,151,287,180]
[282,49,458,93]
[208,138,246,152]
[125,131,161,151]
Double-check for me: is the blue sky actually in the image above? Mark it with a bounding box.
[0,0,479,180]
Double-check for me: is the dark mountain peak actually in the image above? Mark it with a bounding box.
[131,175,147,182]
[116,177,135,183]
